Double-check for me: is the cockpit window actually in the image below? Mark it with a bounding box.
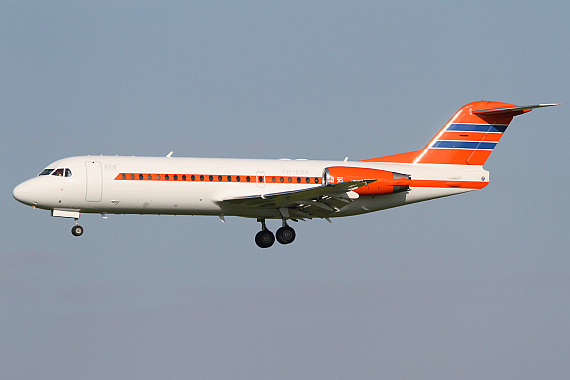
[39,168,54,176]
[65,168,72,177]
[51,168,64,177]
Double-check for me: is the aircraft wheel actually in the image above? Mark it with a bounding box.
[255,230,275,248]
[71,225,84,237]
[276,226,296,245]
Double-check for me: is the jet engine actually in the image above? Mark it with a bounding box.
[323,166,410,195]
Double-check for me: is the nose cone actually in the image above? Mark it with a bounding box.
[13,179,36,206]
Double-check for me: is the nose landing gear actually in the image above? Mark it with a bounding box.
[255,218,296,248]
[71,218,83,237]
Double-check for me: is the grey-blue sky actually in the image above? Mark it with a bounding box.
[1,1,569,379]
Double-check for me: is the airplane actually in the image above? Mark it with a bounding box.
[13,101,559,248]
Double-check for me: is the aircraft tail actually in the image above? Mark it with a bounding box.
[362,101,558,165]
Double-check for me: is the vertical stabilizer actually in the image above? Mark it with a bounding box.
[413,101,514,165]
[362,101,558,165]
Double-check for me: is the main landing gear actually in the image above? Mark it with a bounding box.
[71,218,83,237]
[255,218,296,248]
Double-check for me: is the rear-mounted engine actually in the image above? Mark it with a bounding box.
[323,166,410,195]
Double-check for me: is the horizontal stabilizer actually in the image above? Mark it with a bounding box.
[472,103,560,117]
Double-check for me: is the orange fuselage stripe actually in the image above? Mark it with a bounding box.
[114,173,321,184]
[114,173,487,189]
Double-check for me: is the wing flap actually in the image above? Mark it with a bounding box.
[223,179,375,217]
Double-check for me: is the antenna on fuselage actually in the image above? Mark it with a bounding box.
[166,151,173,158]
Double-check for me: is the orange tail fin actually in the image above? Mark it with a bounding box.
[362,101,558,165]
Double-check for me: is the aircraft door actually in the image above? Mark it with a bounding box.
[85,161,103,202]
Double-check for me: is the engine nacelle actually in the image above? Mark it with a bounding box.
[323,166,410,196]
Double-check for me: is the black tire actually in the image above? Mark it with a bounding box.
[276,226,296,245]
[71,225,84,237]
[255,230,275,248]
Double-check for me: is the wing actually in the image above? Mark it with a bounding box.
[223,179,376,218]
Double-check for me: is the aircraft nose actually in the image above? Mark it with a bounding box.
[13,180,36,206]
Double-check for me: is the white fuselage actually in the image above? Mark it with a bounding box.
[12,101,554,247]
[13,155,488,220]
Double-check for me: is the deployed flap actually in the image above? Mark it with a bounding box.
[223,179,376,217]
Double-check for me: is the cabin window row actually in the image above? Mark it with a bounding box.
[118,173,319,184]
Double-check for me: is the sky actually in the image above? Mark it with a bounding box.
[1,1,569,379]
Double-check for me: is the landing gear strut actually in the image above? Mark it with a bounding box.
[71,218,83,237]
[255,219,275,248]
[254,218,296,248]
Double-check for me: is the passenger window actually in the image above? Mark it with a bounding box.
[182,175,187,181]
[174,175,178,180]
[227,176,232,181]
[258,176,264,183]
[315,178,319,183]
[139,174,143,180]
[165,174,169,180]
[191,175,195,181]
[200,175,204,181]
[131,174,135,180]
[297,177,301,183]
[148,174,153,180]
[51,168,64,177]
[209,175,213,181]
[39,168,54,176]
[218,175,222,181]
[280,177,284,183]
[122,174,126,179]
[288,177,292,183]
[246,176,251,182]
[305,178,310,183]
[236,176,241,182]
